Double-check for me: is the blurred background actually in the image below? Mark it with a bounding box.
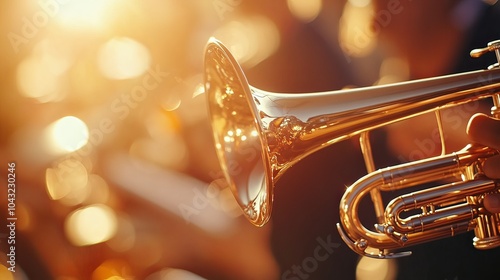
[1,0,500,279]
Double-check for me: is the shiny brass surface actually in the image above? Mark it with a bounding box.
[204,37,500,257]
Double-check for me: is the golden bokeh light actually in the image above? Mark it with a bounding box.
[0,0,402,278]
[55,0,118,30]
[287,0,323,23]
[45,167,68,200]
[46,158,89,201]
[145,111,181,138]
[48,116,89,153]
[339,1,377,58]
[83,174,111,204]
[92,259,133,280]
[160,92,182,112]
[376,56,410,85]
[16,40,72,103]
[128,111,188,170]
[165,74,209,126]
[192,83,205,98]
[213,15,280,67]
[356,256,397,280]
[58,174,92,206]
[129,135,188,170]
[97,37,151,80]
[65,204,118,246]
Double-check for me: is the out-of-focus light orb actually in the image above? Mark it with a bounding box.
[287,0,322,23]
[17,57,60,101]
[92,259,132,280]
[356,256,397,280]
[46,159,89,200]
[98,37,151,80]
[192,83,205,98]
[65,204,118,246]
[129,135,188,170]
[84,174,111,204]
[49,116,89,152]
[16,40,71,103]
[339,1,377,58]
[375,56,409,85]
[56,0,117,30]
[59,172,93,206]
[161,93,182,112]
[213,16,280,67]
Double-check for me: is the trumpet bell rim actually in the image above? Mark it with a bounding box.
[204,37,273,226]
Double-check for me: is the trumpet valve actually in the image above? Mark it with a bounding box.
[375,223,409,245]
[473,212,500,249]
[470,39,500,69]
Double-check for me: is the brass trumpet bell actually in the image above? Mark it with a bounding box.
[205,38,272,226]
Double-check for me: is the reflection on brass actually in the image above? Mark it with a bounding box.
[205,38,500,257]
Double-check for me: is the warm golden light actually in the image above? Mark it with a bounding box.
[46,159,89,200]
[17,56,58,101]
[83,174,111,204]
[192,83,205,98]
[97,37,151,80]
[161,93,182,112]
[48,116,89,152]
[65,204,118,246]
[339,1,377,58]
[213,16,280,67]
[59,174,91,206]
[92,259,132,280]
[0,265,14,280]
[376,56,410,85]
[287,0,323,23]
[129,135,188,170]
[16,40,71,103]
[356,256,397,280]
[55,0,117,30]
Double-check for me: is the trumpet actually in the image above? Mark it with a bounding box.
[204,37,500,258]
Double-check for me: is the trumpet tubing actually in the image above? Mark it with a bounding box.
[204,37,500,257]
[337,144,499,258]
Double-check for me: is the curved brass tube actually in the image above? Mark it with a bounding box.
[337,145,498,258]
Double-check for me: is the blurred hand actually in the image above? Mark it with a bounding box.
[467,113,500,212]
